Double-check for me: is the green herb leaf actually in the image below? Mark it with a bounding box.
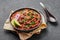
[31,16,34,19]
[27,13,30,16]
[25,24,30,28]
[21,19,27,23]
[30,21,35,25]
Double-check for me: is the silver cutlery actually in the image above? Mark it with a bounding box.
[40,2,56,23]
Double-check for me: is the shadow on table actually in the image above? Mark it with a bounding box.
[28,29,48,40]
[4,30,19,40]
[4,28,48,40]
[49,21,58,26]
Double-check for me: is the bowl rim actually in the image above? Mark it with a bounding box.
[10,8,42,33]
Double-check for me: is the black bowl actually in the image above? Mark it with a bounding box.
[10,8,42,33]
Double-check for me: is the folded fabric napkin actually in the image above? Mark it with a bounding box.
[3,11,47,40]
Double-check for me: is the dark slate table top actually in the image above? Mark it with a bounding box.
[0,0,60,40]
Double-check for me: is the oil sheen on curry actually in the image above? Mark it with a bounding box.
[11,8,41,31]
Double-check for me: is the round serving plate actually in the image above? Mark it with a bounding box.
[10,8,47,33]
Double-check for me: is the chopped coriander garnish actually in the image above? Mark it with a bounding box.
[21,19,26,23]
[25,24,30,28]
[24,18,27,21]
[30,21,35,25]
[31,16,34,19]
[27,13,30,16]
